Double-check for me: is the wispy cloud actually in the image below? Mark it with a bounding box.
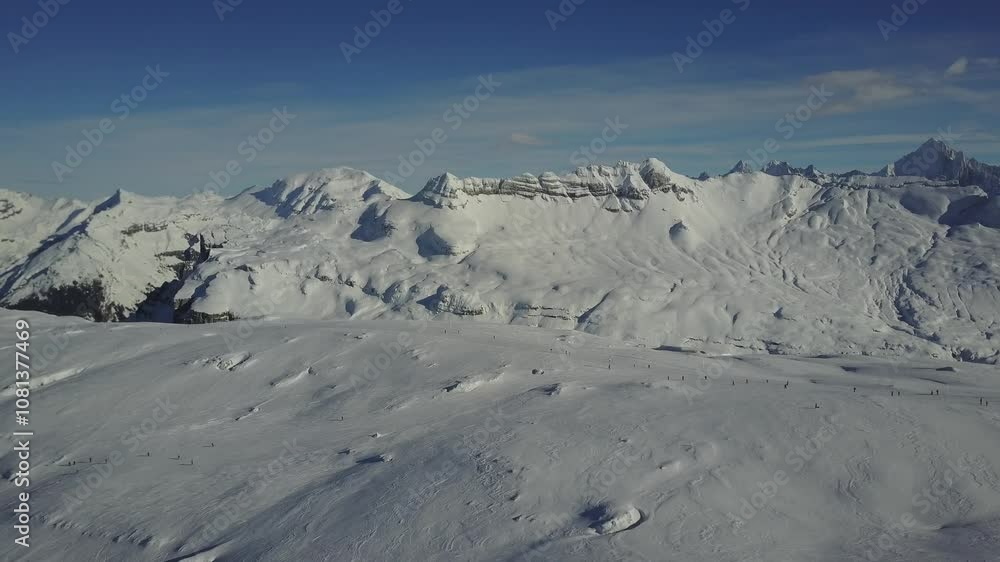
[945,57,969,77]
[789,134,937,149]
[807,70,915,114]
[4,50,1000,198]
[510,132,547,146]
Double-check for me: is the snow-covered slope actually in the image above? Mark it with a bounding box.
[0,141,998,363]
[0,190,91,278]
[0,169,404,322]
[2,310,999,561]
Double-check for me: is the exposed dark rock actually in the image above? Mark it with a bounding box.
[9,279,126,322]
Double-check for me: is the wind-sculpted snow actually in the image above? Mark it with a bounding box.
[2,311,999,561]
[252,167,407,217]
[0,140,998,363]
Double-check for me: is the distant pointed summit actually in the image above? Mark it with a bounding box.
[760,160,822,179]
[762,160,795,176]
[728,160,755,175]
[889,138,1000,194]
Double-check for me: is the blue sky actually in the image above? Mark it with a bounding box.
[1,0,999,199]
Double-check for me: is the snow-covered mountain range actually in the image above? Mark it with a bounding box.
[1,139,998,363]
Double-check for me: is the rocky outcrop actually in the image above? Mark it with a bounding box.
[8,279,126,322]
[414,159,695,209]
[885,138,1000,195]
[419,286,487,316]
[762,161,822,179]
[727,160,756,175]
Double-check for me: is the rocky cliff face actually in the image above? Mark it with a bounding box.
[414,159,695,209]
[883,138,1000,195]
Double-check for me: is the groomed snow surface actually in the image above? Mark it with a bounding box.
[2,310,999,561]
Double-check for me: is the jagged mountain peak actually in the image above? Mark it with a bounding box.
[888,138,1000,194]
[762,160,795,176]
[761,160,822,179]
[894,138,965,176]
[728,160,756,174]
[93,188,171,215]
[918,137,958,156]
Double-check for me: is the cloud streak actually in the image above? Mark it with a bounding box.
[2,53,999,198]
[510,133,547,146]
[945,57,969,77]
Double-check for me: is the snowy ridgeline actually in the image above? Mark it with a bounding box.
[1,310,999,561]
[0,139,999,365]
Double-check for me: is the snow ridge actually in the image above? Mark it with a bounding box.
[1,140,999,364]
